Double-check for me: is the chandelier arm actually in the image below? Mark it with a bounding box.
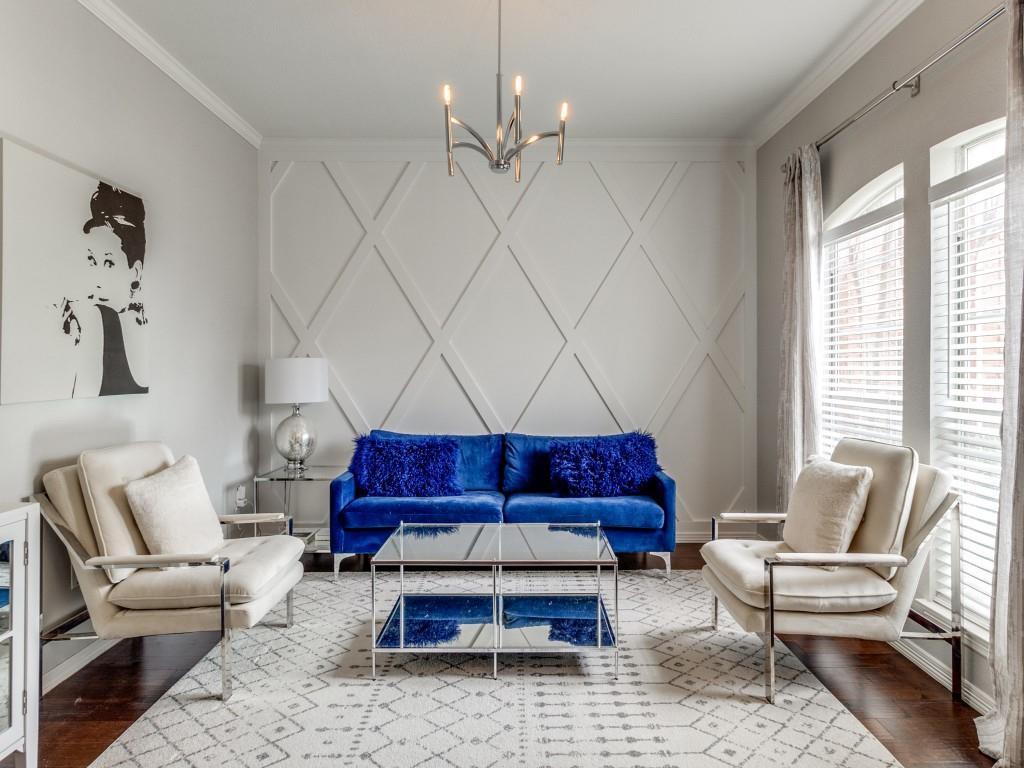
[503,130,559,162]
[452,141,493,160]
[505,112,518,144]
[450,116,496,162]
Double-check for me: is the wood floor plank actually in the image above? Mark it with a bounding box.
[26,544,992,768]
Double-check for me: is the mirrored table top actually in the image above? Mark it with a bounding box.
[372,523,616,566]
[255,466,347,482]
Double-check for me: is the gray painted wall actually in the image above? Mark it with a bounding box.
[756,0,1006,703]
[0,0,259,671]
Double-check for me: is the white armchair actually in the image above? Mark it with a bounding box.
[701,438,962,704]
[36,442,305,701]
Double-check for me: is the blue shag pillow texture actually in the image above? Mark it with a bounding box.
[350,434,463,497]
[549,431,661,497]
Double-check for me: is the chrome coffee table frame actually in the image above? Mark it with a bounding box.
[369,522,619,679]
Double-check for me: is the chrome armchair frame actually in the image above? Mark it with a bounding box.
[710,493,963,704]
[39,503,294,702]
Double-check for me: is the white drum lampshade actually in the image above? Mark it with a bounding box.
[265,357,329,472]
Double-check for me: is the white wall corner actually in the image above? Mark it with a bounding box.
[748,0,926,148]
[76,0,262,148]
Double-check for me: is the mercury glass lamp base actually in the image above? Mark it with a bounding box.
[274,405,317,472]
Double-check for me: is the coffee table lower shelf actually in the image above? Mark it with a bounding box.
[371,593,618,678]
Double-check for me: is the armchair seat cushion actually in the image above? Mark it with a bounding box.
[503,493,663,529]
[700,539,897,613]
[340,491,504,528]
[108,535,304,610]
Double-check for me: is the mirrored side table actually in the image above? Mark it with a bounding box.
[254,466,346,553]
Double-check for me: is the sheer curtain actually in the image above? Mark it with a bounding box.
[776,145,823,513]
[977,2,1024,764]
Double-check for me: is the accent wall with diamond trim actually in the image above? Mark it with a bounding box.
[258,140,756,540]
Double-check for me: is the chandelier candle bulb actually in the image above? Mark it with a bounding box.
[514,75,522,96]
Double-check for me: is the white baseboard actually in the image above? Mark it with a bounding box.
[890,638,993,715]
[42,638,120,695]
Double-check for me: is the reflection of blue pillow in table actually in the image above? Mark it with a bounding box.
[502,595,614,646]
[0,587,9,609]
[378,595,493,647]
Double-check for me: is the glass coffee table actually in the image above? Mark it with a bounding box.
[369,522,619,678]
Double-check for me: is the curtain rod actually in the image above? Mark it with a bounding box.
[814,3,1006,150]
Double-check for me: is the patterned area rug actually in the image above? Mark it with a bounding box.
[91,571,900,768]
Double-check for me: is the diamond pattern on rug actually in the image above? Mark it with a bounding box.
[90,571,900,768]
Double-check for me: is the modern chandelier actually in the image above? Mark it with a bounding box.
[441,0,568,181]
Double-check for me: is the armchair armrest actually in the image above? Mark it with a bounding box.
[646,470,676,544]
[83,552,227,570]
[218,513,285,524]
[717,512,787,523]
[768,552,908,568]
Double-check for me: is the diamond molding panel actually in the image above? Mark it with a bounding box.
[259,142,756,539]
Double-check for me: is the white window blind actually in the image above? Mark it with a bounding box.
[931,165,1005,637]
[820,198,905,455]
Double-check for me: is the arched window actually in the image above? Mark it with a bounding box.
[819,166,905,454]
[930,118,1006,638]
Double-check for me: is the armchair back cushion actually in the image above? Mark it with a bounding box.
[125,455,224,556]
[783,460,873,569]
[78,442,175,583]
[42,465,99,558]
[900,464,954,561]
[830,439,919,578]
[371,431,503,491]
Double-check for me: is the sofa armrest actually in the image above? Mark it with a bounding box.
[330,472,356,512]
[647,471,676,542]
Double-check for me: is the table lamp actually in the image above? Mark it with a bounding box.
[265,357,329,472]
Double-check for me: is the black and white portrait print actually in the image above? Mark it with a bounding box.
[0,140,149,403]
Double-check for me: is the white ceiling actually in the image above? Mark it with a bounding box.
[108,0,894,141]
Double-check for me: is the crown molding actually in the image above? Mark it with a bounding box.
[748,0,926,148]
[77,0,262,148]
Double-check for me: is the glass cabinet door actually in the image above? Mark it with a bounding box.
[0,522,24,756]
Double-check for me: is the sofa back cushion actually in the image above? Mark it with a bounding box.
[503,433,559,493]
[77,442,175,583]
[371,430,503,491]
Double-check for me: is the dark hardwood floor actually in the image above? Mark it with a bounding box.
[32,545,992,768]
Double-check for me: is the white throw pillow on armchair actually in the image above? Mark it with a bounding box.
[783,460,873,570]
[125,455,225,555]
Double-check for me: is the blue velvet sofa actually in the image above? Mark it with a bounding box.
[329,431,676,576]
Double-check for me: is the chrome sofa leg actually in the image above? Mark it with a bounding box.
[334,553,355,581]
[651,551,672,573]
[219,559,233,702]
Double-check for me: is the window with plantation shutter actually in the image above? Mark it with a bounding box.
[820,173,905,455]
[930,130,1006,639]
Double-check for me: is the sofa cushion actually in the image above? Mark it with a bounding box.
[700,538,897,613]
[372,431,503,491]
[503,433,560,492]
[503,492,664,529]
[125,455,225,556]
[341,491,504,528]
[78,442,175,583]
[108,535,304,610]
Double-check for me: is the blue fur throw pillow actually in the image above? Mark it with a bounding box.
[549,432,661,497]
[349,435,463,497]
